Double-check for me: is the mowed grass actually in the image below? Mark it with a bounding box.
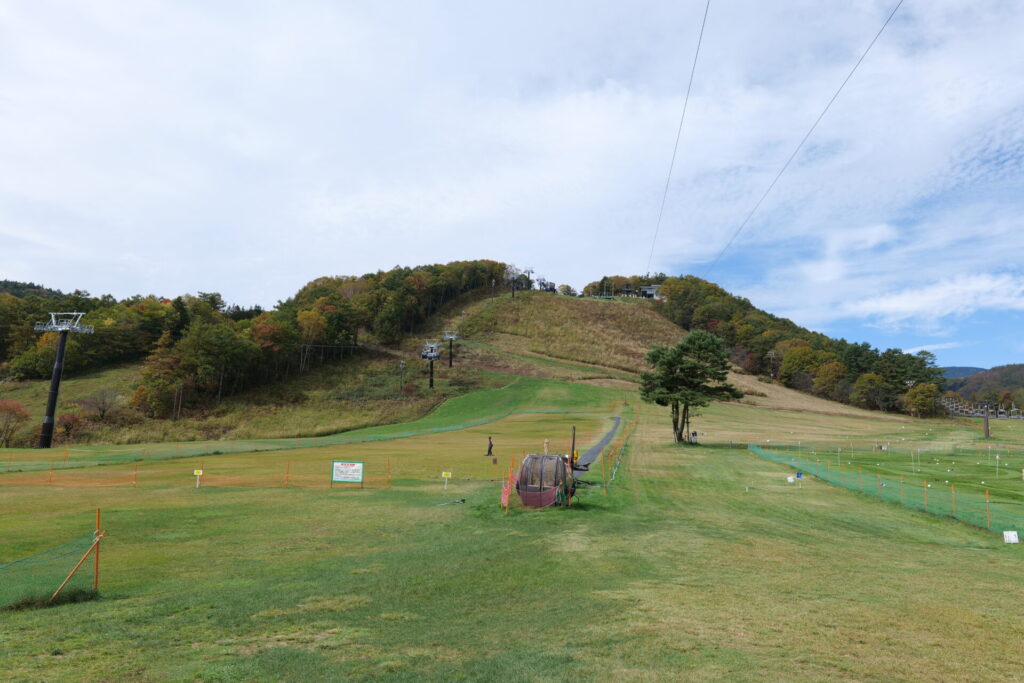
[3,379,1024,679]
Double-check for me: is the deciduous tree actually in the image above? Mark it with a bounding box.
[0,400,30,447]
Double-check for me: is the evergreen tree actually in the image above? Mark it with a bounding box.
[640,331,742,443]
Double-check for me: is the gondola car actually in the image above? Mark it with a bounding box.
[515,453,574,508]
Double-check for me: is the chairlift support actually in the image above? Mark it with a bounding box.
[33,313,94,448]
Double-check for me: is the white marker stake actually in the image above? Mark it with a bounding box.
[442,471,452,490]
[194,469,203,488]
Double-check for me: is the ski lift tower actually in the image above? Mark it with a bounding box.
[442,330,459,367]
[34,312,94,448]
[421,341,441,389]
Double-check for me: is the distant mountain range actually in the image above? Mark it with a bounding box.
[946,364,1024,402]
[941,366,987,380]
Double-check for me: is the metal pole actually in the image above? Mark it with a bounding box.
[449,338,453,368]
[429,359,434,389]
[38,330,69,448]
[399,360,405,391]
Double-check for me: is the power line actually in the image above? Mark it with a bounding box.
[646,0,712,275]
[703,0,905,277]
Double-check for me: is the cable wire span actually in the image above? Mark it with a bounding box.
[646,0,712,275]
[703,0,904,276]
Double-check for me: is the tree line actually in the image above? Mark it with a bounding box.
[0,260,510,418]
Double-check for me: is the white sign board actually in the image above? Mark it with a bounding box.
[332,461,364,483]
[1004,531,1020,544]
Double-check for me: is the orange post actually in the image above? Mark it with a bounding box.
[132,463,138,487]
[986,489,991,529]
[64,449,70,465]
[284,461,291,486]
[48,461,54,484]
[94,508,101,590]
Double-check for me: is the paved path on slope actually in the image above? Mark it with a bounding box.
[573,416,621,472]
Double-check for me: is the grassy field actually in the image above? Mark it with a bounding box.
[3,370,1024,680]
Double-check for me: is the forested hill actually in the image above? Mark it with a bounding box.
[0,279,64,299]
[584,274,946,415]
[946,364,1024,404]
[942,366,987,379]
[0,260,512,416]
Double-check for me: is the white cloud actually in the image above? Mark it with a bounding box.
[843,273,1024,325]
[903,341,966,354]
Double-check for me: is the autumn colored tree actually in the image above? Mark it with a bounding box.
[0,400,30,447]
[904,383,941,417]
[57,413,83,440]
[813,361,848,400]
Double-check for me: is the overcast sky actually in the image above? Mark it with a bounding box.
[2,1,1022,368]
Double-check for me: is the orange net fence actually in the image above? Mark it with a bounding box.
[198,458,392,489]
[0,463,139,488]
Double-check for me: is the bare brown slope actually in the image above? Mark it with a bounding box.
[447,292,902,420]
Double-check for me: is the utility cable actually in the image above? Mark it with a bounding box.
[646,0,712,275]
[703,0,904,277]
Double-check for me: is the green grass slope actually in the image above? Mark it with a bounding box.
[2,383,1024,680]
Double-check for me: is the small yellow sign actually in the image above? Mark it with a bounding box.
[194,469,203,476]
[442,471,452,479]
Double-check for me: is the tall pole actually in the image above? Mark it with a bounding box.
[34,312,93,448]
[570,425,576,462]
[449,338,453,368]
[399,360,405,392]
[429,359,434,390]
[39,330,69,448]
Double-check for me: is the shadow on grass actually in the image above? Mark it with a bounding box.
[3,588,99,612]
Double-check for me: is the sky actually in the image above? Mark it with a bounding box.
[2,1,1022,368]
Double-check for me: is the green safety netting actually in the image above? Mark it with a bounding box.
[749,445,1024,536]
[0,534,98,608]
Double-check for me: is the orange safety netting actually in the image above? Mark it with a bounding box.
[0,467,138,487]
